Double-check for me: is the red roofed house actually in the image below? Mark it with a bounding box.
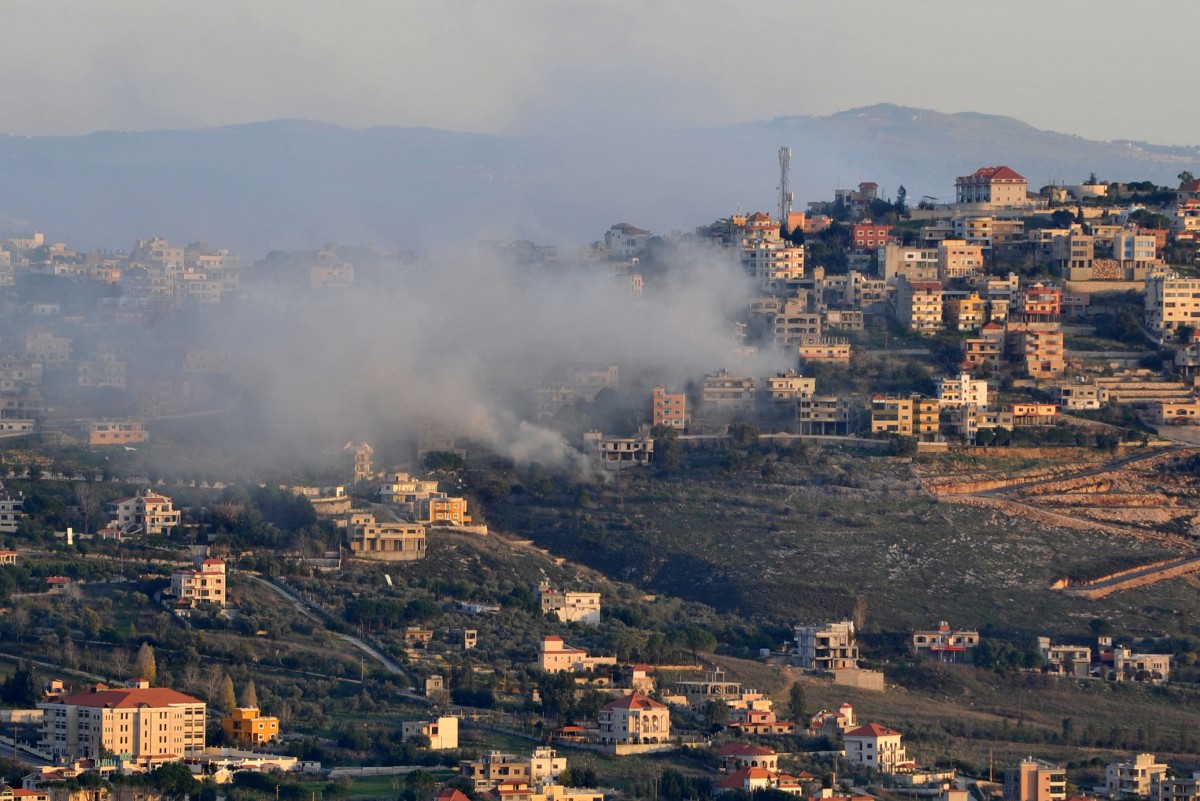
[170,558,226,609]
[716,743,779,772]
[956,166,1029,208]
[107,491,181,536]
[728,708,796,736]
[434,789,472,801]
[0,550,18,566]
[38,680,206,765]
[1,787,49,801]
[597,692,670,744]
[843,722,909,774]
[716,767,806,795]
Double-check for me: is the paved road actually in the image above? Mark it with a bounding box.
[0,737,51,766]
[245,574,407,677]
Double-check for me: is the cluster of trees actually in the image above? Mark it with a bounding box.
[0,661,39,705]
[343,597,442,630]
[971,639,1045,671]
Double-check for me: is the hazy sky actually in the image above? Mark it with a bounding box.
[3,1,1197,145]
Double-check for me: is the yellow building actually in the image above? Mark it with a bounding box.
[937,239,984,280]
[895,278,944,335]
[945,293,985,332]
[222,706,280,746]
[413,493,472,526]
[870,395,939,440]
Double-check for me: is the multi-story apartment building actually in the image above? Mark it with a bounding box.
[771,299,822,346]
[1015,284,1062,321]
[540,583,601,624]
[1145,272,1200,341]
[850,223,893,253]
[955,166,1029,208]
[82,419,149,446]
[1156,771,1200,801]
[702,370,756,411]
[170,558,226,608]
[1007,326,1065,379]
[945,293,985,332]
[936,373,989,408]
[1037,637,1091,676]
[1113,231,1160,276]
[377,472,439,505]
[604,223,652,260]
[1004,758,1067,801]
[912,622,980,661]
[651,386,688,430]
[1104,754,1167,800]
[964,323,1006,371]
[1055,378,1108,410]
[39,681,206,764]
[77,354,126,390]
[597,693,671,745]
[1052,232,1095,279]
[798,395,853,435]
[222,706,280,746]
[793,621,859,671]
[413,493,472,526]
[107,492,181,536]
[895,278,944,335]
[937,239,984,280]
[347,514,426,561]
[0,496,24,533]
[843,723,908,773]
[765,370,816,409]
[798,338,852,363]
[461,747,567,791]
[878,245,938,283]
[870,394,940,440]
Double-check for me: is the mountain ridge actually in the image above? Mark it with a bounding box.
[1,103,1197,255]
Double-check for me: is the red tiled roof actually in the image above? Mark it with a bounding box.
[56,685,204,709]
[844,722,901,738]
[965,166,1025,182]
[602,691,666,711]
[1178,179,1200,193]
[435,790,472,801]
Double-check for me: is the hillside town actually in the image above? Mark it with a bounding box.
[3,160,1200,801]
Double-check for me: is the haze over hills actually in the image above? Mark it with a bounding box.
[2,103,1198,255]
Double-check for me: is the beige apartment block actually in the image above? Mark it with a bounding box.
[170,558,226,608]
[794,621,859,671]
[937,239,984,280]
[347,513,426,561]
[402,716,459,750]
[843,723,909,773]
[1145,272,1200,340]
[39,681,206,764]
[895,277,944,335]
[597,693,671,745]
[540,584,601,624]
[107,491,180,536]
[1004,758,1067,801]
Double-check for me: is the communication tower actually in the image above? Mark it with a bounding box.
[777,146,794,233]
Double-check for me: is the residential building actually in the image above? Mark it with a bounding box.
[936,373,988,409]
[1105,754,1167,800]
[1113,647,1172,683]
[1015,284,1062,322]
[871,394,940,440]
[912,622,980,661]
[798,394,853,435]
[945,293,985,332]
[798,339,852,363]
[107,491,181,536]
[540,583,601,624]
[401,716,459,750]
[1004,758,1067,801]
[1113,231,1160,277]
[413,493,472,525]
[1036,637,1091,677]
[794,621,859,671]
[597,692,670,745]
[346,513,427,561]
[592,436,654,469]
[1056,379,1108,410]
[937,239,984,280]
[672,668,744,710]
[221,706,280,746]
[0,496,24,533]
[895,278,944,334]
[842,723,909,774]
[716,767,806,796]
[964,323,1006,370]
[1052,232,1096,279]
[771,299,822,346]
[82,420,149,446]
[765,370,816,409]
[538,636,616,674]
[652,386,688,430]
[0,551,16,565]
[77,355,126,390]
[38,680,206,764]
[1145,272,1200,341]
[1156,772,1200,801]
[461,747,566,791]
[716,743,780,772]
[850,223,893,253]
[809,703,857,736]
[879,245,939,283]
[1008,403,1059,427]
[604,223,653,260]
[24,326,72,367]
[377,472,440,506]
[955,166,1029,208]
[345,441,374,482]
[170,558,227,609]
[702,370,756,410]
[727,708,796,736]
[1007,325,1065,379]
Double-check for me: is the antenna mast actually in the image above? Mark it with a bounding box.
[778,146,793,232]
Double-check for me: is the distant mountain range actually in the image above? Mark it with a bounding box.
[2,103,1197,256]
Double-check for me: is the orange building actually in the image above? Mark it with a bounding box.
[652,386,688,430]
[222,706,280,745]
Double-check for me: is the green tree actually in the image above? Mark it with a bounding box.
[895,185,908,217]
[788,681,806,723]
[1180,171,1195,188]
[704,699,730,729]
[651,425,683,474]
[219,674,236,714]
[135,642,157,684]
[0,660,39,705]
